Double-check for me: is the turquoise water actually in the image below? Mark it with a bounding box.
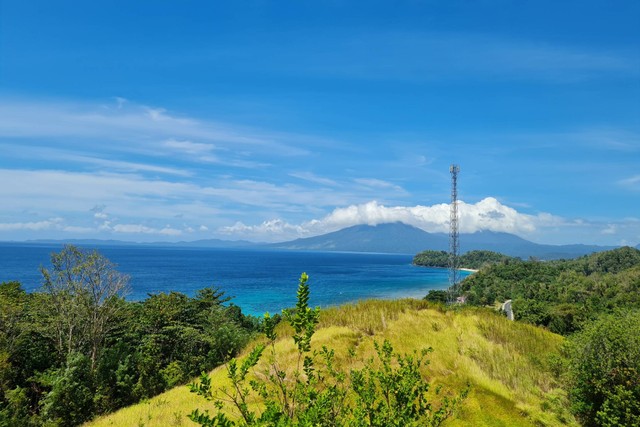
[0,243,469,317]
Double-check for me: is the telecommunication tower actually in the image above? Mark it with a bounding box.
[448,164,460,303]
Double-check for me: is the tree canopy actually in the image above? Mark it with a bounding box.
[0,246,260,426]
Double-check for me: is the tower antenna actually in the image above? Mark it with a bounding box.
[448,164,460,303]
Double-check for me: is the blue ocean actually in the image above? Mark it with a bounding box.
[0,243,467,317]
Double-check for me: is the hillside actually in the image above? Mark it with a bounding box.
[269,222,449,254]
[87,300,576,427]
[270,223,615,259]
[459,246,640,335]
[414,249,517,269]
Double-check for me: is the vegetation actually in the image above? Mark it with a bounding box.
[7,245,637,426]
[458,246,640,335]
[455,246,640,424]
[413,250,517,270]
[564,311,640,427]
[88,297,576,426]
[189,273,468,426]
[0,245,259,426]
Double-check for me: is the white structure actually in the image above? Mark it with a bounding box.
[501,299,514,321]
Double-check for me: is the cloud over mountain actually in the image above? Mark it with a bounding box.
[220,197,562,242]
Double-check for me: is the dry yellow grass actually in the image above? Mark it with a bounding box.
[86,299,577,427]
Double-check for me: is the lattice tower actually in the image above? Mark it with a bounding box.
[448,164,460,303]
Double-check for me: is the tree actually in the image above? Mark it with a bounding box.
[41,352,95,426]
[40,245,129,369]
[567,311,640,426]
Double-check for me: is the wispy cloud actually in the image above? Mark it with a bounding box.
[111,223,183,236]
[210,31,639,83]
[619,175,640,189]
[163,139,217,154]
[0,97,318,159]
[353,178,407,193]
[289,171,338,187]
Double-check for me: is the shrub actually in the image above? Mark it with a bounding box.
[189,273,468,426]
[566,311,640,427]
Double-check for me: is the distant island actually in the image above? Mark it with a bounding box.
[413,249,517,270]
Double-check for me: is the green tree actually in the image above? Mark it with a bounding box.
[40,245,129,369]
[566,311,640,427]
[41,352,95,426]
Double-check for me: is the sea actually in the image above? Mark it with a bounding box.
[0,243,469,317]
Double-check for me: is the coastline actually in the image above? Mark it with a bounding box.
[459,268,479,273]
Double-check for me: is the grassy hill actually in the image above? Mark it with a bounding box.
[86,299,576,427]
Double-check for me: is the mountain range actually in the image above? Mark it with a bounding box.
[268,223,618,259]
[10,222,622,260]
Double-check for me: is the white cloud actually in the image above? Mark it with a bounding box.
[111,223,183,236]
[0,218,63,231]
[0,98,316,157]
[619,175,640,189]
[164,139,216,154]
[289,171,338,187]
[353,178,406,193]
[221,219,309,241]
[219,197,561,242]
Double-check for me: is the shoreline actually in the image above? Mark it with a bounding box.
[459,268,479,273]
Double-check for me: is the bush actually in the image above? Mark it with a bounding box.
[566,311,640,427]
[190,273,468,426]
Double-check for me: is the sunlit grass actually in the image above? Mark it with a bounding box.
[86,299,577,427]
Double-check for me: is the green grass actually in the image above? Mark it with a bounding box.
[86,299,577,427]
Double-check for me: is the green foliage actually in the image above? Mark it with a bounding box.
[566,311,640,427]
[41,352,95,427]
[424,289,448,304]
[190,273,467,426]
[348,341,468,427]
[39,244,130,369]
[0,246,259,426]
[413,250,450,268]
[413,250,517,270]
[459,247,640,334]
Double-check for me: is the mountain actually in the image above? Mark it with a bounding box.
[9,223,618,259]
[270,222,616,259]
[269,222,448,254]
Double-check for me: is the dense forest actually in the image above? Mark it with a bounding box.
[455,246,640,426]
[413,249,517,270]
[0,245,260,426]
[458,246,640,334]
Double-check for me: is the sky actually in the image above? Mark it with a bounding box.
[0,0,639,246]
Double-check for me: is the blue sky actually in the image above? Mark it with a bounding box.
[0,0,638,245]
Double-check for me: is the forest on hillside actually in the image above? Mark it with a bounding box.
[0,245,261,426]
[413,249,517,270]
[458,246,640,335]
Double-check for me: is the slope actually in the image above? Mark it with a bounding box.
[86,300,576,427]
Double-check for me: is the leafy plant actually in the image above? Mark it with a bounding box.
[189,273,467,426]
[566,311,640,427]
